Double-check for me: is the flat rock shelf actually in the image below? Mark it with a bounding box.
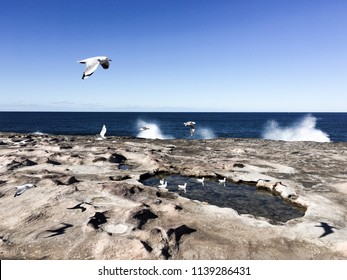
[0,133,347,260]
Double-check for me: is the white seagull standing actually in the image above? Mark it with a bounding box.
[184,121,196,136]
[197,177,205,185]
[96,124,107,140]
[178,182,187,193]
[78,56,112,80]
[159,179,166,185]
[158,181,168,189]
[219,178,226,185]
[14,183,36,197]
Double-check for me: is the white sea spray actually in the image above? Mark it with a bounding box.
[262,114,330,142]
[136,120,174,140]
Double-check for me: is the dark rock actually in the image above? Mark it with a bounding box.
[60,145,73,150]
[109,153,127,163]
[47,159,61,165]
[7,159,38,170]
[93,157,107,163]
[54,176,80,185]
[233,163,245,168]
[108,175,131,181]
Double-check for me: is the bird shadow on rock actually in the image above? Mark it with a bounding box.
[67,202,92,212]
[315,222,338,238]
[131,208,158,230]
[88,212,109,230]
[167,225,197,248]
[45,223,73,238]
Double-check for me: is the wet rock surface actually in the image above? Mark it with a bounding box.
[0,133,347,259]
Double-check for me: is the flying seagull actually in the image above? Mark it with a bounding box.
[184,121,196,136]
[78,56,112,80]
[14,183,36,197]
[139,127,150,131]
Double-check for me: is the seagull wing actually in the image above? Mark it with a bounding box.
[78,58,100,79]
[83,60,100,79]
[14,185,26,196]
[184,121,196,128]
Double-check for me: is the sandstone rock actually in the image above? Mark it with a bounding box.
[0,133,346,260]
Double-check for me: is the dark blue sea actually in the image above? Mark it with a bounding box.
[0,112,346,142]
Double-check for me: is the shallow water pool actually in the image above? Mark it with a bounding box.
[141,175,305,223]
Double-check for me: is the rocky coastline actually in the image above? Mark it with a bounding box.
[0,133,346,259]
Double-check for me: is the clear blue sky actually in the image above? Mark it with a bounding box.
[1,0,346,112]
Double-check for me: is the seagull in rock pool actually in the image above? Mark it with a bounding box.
[158,181,167,189]
[78,56,112,80]
[197,177,205,185]
[218,178,226,185]
[178,183,187,193]
[159,179,166,185]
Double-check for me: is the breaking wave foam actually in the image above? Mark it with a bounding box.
[136,120,173,140]
[196,127,216,139]
[31,131,48,135]
[262,115,330,142]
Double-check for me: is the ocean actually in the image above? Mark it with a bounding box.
[0,112,346,142]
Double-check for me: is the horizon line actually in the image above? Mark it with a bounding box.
[0,110,346,113]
